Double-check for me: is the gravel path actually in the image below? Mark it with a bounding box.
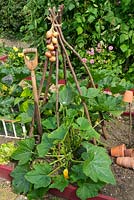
[0,38,30,48]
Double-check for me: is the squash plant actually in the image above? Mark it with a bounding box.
[11,85,117,200]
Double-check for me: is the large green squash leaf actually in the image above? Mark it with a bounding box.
[70,164,86,182]
[11,165,31,194]
[37,134,54,157]
[83,147,116,184]
[11,138,35,165]
[42,116,57,130]
[76,181,105,200]
[73,117,100,140]
[27,188,48,200]
[48,124,68,140]
[25,163,51,189]
[81,87,100,99]
[49,175,69,192]
[59,85,74,105]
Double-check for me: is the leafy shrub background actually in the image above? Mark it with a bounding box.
[0,0,27,38]
[22,0,134,79]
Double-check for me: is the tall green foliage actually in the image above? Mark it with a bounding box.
[20,0,134,75]
[0,0,133,80]
[0,0,27,38]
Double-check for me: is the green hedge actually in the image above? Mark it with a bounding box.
[0,0,27,38]
[20,0,134,78]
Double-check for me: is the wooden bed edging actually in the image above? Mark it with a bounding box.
[0,165,117,200]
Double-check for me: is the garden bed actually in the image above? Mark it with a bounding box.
[0,35,134,200]
[0,116,134,200]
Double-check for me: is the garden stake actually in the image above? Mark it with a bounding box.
[55,48,60,127]
[43,63,53,104]
[129,102,132,146]
[38,58,48,97]
[123,90,133,145]
[48,7,113,145]
[50,7,95,88]
[23,48,42,137]
[99,111,109,139]
[50,8,92,123]
[57,28,91,124]
[51,7,110,141]
[51,7,108,140]
[57,5,67,82]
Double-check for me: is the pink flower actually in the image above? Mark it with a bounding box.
[90,48,94,55]
[108,45,113,51]
[81,58,87,63]
[97,42,102,48]
[87,50,91,54]
[90,59,95,64]
[87,48,94,56]
[90,51,94,56]
[96,48,102,53]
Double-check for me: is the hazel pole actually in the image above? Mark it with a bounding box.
[53,16,96,88]
[55,48,60,127]
[123,90,133,145]
[49,8,92,124]
[49,7,92,125]
[38,58,48,97]
[23,48,42,137]
[52,25,91,124]
[129,102,132,146]
[53,7,110,140]
[43,62,53,104]
[49,7,95,88]
[57,5,67,82]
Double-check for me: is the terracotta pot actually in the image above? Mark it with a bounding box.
[123,90,133,103]
[124,149,134,157]
[0,165,117,200]
[116,157,134,169]
[110,144,126,157]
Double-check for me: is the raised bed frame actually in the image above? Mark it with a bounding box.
[0,165,117,200]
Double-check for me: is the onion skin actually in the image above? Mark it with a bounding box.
[49,56,56,62]
[52,37,58,44]
[46,30,53,39]
[45,51,52,58]
[46,38,52,44]
[54,44,58,49]
[47,44,55,51]
[53,31,59,37]
[51,51,56,56]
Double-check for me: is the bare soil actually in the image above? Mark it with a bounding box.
[101,116,134,200]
